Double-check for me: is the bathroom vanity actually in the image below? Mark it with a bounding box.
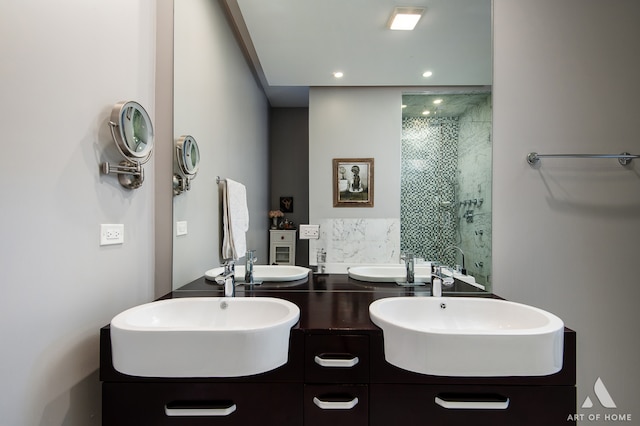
[100,274,576,425]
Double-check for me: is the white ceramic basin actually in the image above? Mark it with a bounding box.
[348,265,432,283]
[110,297,300,377]
[204,265,311,282]
[369,297,564,377]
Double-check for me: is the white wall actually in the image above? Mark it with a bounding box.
[493,0,640,420]
[0,1,156,425]
[172,0,270,288]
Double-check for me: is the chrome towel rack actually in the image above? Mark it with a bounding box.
[527,152,638,167]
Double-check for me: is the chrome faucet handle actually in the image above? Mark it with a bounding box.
[215,260,235,296]
[223,260,235,274]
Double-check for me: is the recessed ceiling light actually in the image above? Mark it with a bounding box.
[333,71,344,78]
[422,110,430,115]
[433,99,443,105]
[388,7,425,31]
[422,71,433,78]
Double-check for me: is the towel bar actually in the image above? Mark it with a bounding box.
[527,152,638,166]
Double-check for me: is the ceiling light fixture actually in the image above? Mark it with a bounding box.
[422,71,433,78]
[333,71,344,78]
[433,99,443,105]
[422,110,430,115]
[388,7,425,31]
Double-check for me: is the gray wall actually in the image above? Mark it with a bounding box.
[493,0,640,418]
[172,0,270,287]
[270,108,310,266]
[0,1,156,424]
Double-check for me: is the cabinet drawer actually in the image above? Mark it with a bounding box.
[370,384,576,426]
[304,384,368,426]
[305,334,369,383]
[103,382,302,426]
[271,230,295,242]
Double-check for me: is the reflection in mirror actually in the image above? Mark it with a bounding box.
[173,135,200,196]
[401,92,492,289]
[172,1,493,290]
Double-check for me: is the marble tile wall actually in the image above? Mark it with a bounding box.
[456,96,492,286]
[308,218,400,272]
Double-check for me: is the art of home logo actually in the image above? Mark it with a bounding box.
[567,377,632,422]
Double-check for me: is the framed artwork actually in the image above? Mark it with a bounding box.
[332,158,374,207]
[280,196,294,213]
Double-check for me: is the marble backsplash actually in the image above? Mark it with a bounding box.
[308,218,401,272]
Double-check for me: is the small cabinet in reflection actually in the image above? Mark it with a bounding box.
[269,230,296,265]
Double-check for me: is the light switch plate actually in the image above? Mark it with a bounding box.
[100,224,124,246]
[299,224,320,239]
[176,221,188,236]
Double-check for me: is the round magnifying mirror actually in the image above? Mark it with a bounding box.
[110,101,154,162]
[176,135,200,177]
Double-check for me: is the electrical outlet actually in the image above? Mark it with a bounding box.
[100,224,124,246]
[176,221,188,236]
[299,224,320,239]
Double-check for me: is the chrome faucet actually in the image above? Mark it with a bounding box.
[441,245,466,273]
[215,260,236,297]
[400,252,415,284]
[431,264,454,297]
[245,250,257,284]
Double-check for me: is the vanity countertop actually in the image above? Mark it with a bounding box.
[168,272,491,331]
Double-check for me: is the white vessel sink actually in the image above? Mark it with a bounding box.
[110,297,300,377]
[369,297,564,377]
[348,265,432,283]
[205,265,311,282]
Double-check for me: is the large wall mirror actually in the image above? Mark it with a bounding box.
[172,0,492,290]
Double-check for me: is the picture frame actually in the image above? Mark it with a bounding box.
[333,158,374,207]
[279,196,294,213]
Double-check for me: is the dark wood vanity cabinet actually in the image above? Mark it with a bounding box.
[368,328,577,426]
[100,327,305,426]
[104,382,302,425]
[370,384,575,426]
[303,333,370,426]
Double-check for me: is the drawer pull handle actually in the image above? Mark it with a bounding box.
[435,393,510,410]
[164,401,237,417]
[314,354,359,368]
[313,396,359,410]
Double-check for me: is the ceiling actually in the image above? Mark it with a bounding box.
[223,0,492,107]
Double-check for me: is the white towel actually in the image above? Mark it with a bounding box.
[221,178,249,260]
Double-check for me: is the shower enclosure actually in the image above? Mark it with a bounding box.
[400,93,492,288]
